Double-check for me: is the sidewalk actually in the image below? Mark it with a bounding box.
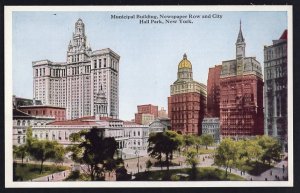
[217,160,288,181]
[31,170,71,182]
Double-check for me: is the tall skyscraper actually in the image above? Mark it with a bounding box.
[219,22,264,139]
[207,65,222,117]
[33,19,120,120]
[168,54,207,135]
[264,30,287,150]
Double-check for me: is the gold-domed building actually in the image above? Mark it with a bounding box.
[168,54,207,135]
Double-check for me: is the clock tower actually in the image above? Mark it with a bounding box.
[236,20,245,75]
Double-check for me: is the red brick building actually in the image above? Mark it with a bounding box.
[19,105,66,121]
[168,54,207,135]
[219,22,264,139]
[137,104,158,117]
[207,65,222,117]
[135,104,158,125]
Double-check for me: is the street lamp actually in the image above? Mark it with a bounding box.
[135,150,140,173]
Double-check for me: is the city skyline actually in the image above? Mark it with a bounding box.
[12,11,287,120]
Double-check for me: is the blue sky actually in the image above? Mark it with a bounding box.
[12,11,287,120]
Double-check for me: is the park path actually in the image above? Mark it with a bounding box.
[215,159,288,181]
[124,153,289,182]
[31,170,71,182]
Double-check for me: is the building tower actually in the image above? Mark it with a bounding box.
[207,65,222,117]
[264,30,287,151]
[168,54,207,135]
[219,21,264,139]
[33,18,120,120]
[66,18,93,119]
[94,85,108,117]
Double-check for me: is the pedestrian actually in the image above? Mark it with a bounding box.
[250,177,252,181]
[265,178,267,181]
[270,170,272,176]
[47,176,49,181]
[63,172,65,177]
[126,163,128,168]
[52,174,54,179]
[283,165,285,173]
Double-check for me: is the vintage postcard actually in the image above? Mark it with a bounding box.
[4,5,293,187]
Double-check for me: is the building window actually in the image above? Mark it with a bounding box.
[94,60,97,69]
[104,58,106,67]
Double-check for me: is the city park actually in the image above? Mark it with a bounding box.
[13,127,288,182]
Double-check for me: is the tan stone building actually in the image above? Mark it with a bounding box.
[33,19,120,120]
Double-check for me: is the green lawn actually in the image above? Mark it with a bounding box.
[133,167,244,181]
[198,148,215,155]
[13,163,69,181]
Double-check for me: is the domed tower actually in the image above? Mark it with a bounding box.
[177,53,193,80]
[168,53,207,135]
[94,85,108,118]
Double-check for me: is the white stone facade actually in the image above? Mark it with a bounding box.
[33,19,120,120]
[202,117,220,143]
[13,109,55,146]
[31,117,149,152]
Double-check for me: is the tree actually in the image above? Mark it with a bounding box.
[200,134,214,150]
[28,140,64,174]
[54,144,66,164]
[145,160,153,172]
[194,136,202,154]
[13,145,27,165]
[163,130,183,170]
[256,135,282,165]
[148,130,182,171]
[67,128,118,181]
[183,134,195,152]
[185,149,199,180]
[13,127,36,165]
[214,138,238,178]
[237,139,262,164]
[26,127,34,145]
[148,132,165,170]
